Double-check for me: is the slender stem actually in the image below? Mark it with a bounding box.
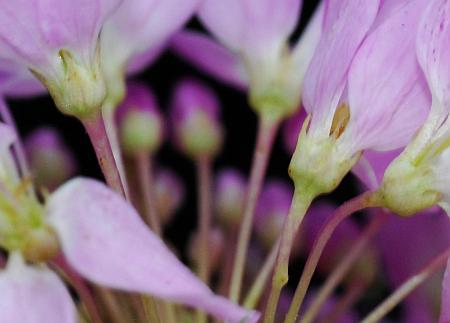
[96,287,132,323]
[218,228,238,296]
[135,153,161,235]
[229,115,280,302]
[318,280,366,323]
[263,189,315,323]
[81,112,126,197]
[196,155,213,323]
[284,191,381,323]
[244,239,280,309]
[102,103,130,199]
[301,210,389,323]
[52,256,104,323]
[361,246,450,323]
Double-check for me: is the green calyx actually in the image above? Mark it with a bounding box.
[32,48,106,119]
[289,118,360,198]
[379,153,440,217]
[0,181,59,263]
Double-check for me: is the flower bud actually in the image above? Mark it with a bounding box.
[254,180,302,256]
[214,169,247,229]
[188,227,225,273]
[25,127,76,191]
[117,82,164,155]
[154,168,185,226]
[169,79,224,159]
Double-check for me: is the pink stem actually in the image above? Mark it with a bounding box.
[52,256,104,323]
[361,246,450,323]
[82,113,126,198]
[229,116,280,302]
[284,191,381,323]
[301,210,389,323]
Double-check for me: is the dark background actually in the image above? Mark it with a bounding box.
[6,1,391,317]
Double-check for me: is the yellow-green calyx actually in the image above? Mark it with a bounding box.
[379,152,440,217]
[289,116,360,198]
[32,47,106,119]
[0,181,59,263]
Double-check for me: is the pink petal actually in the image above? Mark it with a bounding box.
[102,0,200,72]
[302,0,380,136]
[0,0,121,69]
[171,31,248,89]
[352,149,402,190]
[344,0,430,154]
[0,60,45,97]
[417,0,450,108]
[0,253,76,323]
[47,178,259,323]
[199,0,302,53]
[441,256,450,323]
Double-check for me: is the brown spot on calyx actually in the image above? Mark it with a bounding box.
[330,103,350,139]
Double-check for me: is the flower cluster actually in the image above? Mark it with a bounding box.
[1,0,450,323]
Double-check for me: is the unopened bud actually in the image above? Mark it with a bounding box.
[117,82,164,155]
[188,227,225,273]
[169,79,223,159]
[214,169,247,229]
[154,168,185,226]
[25,127,76,191]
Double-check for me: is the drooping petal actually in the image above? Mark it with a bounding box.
[352,149,402,190]
[0,114,19,184]
[416,0,450,109]
[0,60,45,97]
[47,178,259,323]
[302,0,380,137]
[0,253,76,323]
[343,0,430,154]
[171,31,248,89]
[0,0,121,69]
[101,0,200,72]
[440,256,450,323]
[199,0,302,53]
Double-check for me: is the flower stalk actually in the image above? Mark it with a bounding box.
[229,114,281,302]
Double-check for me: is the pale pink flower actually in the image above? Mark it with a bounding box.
[0,120,259,323]
[172,0,323,117]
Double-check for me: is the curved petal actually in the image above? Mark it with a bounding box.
[417,0,450,108]
[0,60,45,97]
[302,0,380,137]
[0,0,122,68]
[351,149,402,190]
[199,0,302,53]
[171,31,248,89]
[441,256,450,323]
[47,178,259,323]
[344,0,430,153]
[0,253,76,323]
[102,0,200,73]
[0,112,19,184]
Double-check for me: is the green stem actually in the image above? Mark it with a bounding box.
[229,115,280,302]
[263,189,315,323]
[81,112,126,198]
[284,191,381,323]
[301,210,389,323]
[361,246,450,323]
[243,239,280,309]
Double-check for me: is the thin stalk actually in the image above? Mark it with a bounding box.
[284,191,381,323]
[318,280,366,323]
[52,257,104,323]
[135,152,161,235]
[82,112,125,197]
[263,189,315,323]
[196,155,213,323]
[96,287,133,323]
[102,104,130,199]
[301,210,389,323]
[244,239,280,309]
[218,228,238,296]
[229,115,281,302]
[361,246,450,323]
